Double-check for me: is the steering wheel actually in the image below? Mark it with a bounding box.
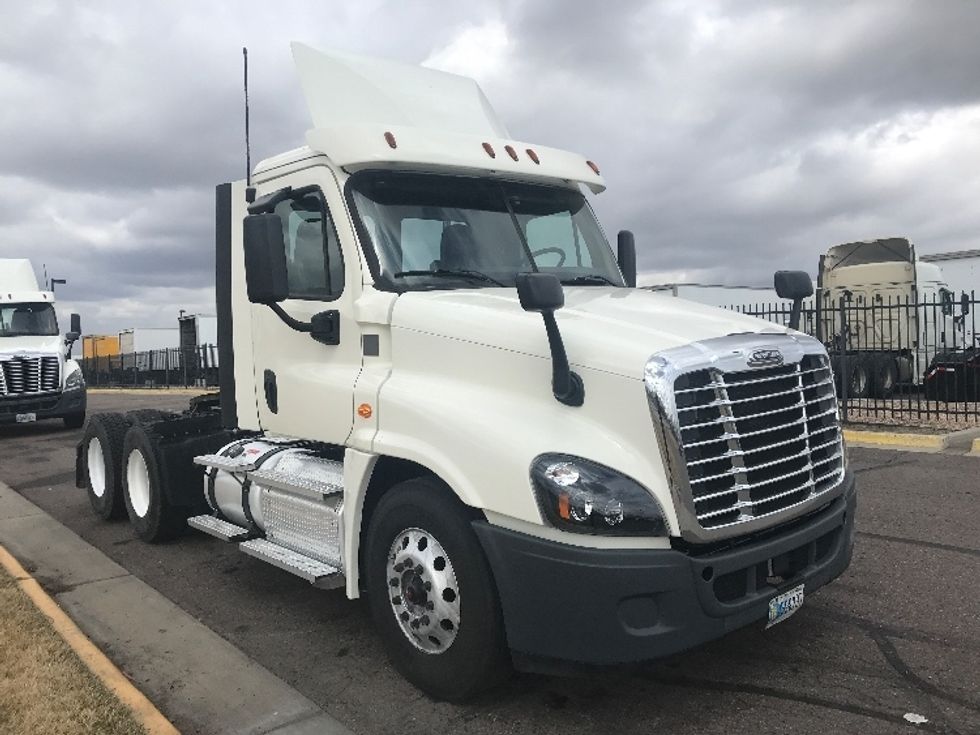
[531,247,566,267]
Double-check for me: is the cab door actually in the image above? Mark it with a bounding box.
[249,167,363,444]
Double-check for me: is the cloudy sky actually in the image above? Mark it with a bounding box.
[2,0,979,335]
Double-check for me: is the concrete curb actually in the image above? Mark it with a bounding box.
[0,544,180,735]
[0,481,352,735]
[88,388,207,395]
[842,429,945,451]
[843,426,980,454]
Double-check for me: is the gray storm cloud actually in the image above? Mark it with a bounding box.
[1,0,978,333]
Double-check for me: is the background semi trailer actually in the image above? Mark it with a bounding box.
[0,259,86,427]
[75,44,856,700]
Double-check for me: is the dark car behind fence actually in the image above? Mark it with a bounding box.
[731,291,979,426]
[81,344,219,389]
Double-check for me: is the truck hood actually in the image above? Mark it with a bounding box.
[391,287,789,379]
[0,335,64,356]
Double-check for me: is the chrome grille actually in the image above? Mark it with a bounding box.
[675,354,843,530]
[0,356,60,396]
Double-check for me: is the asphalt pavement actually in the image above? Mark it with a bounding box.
[1,391,978,734]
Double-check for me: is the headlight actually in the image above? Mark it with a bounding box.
[530,454,668,536]
[65,366,85,391]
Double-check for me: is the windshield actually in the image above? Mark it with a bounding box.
[349,172,624,290]
[0,303,59,337]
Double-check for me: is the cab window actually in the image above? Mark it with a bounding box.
[273,191,344,300]
[525,212,593,269]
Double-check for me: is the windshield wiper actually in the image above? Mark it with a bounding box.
[560,274,618,286]
[393,269,505,286]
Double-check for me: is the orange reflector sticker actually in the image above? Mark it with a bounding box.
[557,492,570,520]
[357,403,373,419]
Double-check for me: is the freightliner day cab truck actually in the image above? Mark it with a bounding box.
[76,44,855,700]
[1,259,86,427]
[817,238,974,399]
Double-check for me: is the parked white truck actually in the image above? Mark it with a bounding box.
[0,259,86,427]
[817,238,973,398]
[75,44,855,700]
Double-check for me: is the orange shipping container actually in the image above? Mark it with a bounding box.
[82,335,120,358]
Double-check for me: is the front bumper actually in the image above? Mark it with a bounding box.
[0,389,86,425]
[474,471,855,666]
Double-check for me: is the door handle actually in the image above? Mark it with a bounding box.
[264,369,278,414]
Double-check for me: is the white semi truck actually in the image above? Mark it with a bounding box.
[75,44,855,700]
[817,238,973,398]
[0,259,86,427]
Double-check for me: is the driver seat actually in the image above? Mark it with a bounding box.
[435,223,479,271]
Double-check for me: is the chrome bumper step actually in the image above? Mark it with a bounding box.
[246,466,343,500]
[193,453,258,473]
[187,515,252,541]
[239,538,344,589]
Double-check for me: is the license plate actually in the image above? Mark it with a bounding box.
[766,583,804,628]
[15,413,36,424]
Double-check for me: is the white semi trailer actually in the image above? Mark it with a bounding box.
[0,259,86,427]
[75,44,855,700]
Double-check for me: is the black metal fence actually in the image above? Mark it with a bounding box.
[730,291,980,426]
[81,344,219,388]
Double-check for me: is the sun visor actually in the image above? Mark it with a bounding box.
[291,42,510,138]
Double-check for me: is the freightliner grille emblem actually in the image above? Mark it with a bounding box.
[746,348,784,368]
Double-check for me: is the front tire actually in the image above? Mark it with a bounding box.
[80,413,130,520]
[365,477,510,701]
[122,424,186,542]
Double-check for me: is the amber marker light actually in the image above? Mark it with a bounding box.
[557,492,571,520]
[357,403,373,419]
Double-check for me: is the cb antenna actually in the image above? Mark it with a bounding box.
[243,46,251,186]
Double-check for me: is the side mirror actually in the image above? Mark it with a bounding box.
[243,214,289,304]
[774,270,814,301]
[516,273,584,407]
[517,272,564,313]
[774,270,813,332]
[66,313,81,342]
[617,230,637,288]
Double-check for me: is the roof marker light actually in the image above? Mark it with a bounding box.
[504,145,519,161]
[586,160,600,175]
[482,142,496,158]
[384,131,397,149]
[526,148,540,164]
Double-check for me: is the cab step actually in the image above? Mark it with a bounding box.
[246,465,343,500]
[193,453,259,473]
[239,538,344,589]
[187,515,252,541]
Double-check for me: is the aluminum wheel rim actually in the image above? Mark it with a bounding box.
[386,527,461,654]
[126,449,151,518]
[87,438,106,498]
